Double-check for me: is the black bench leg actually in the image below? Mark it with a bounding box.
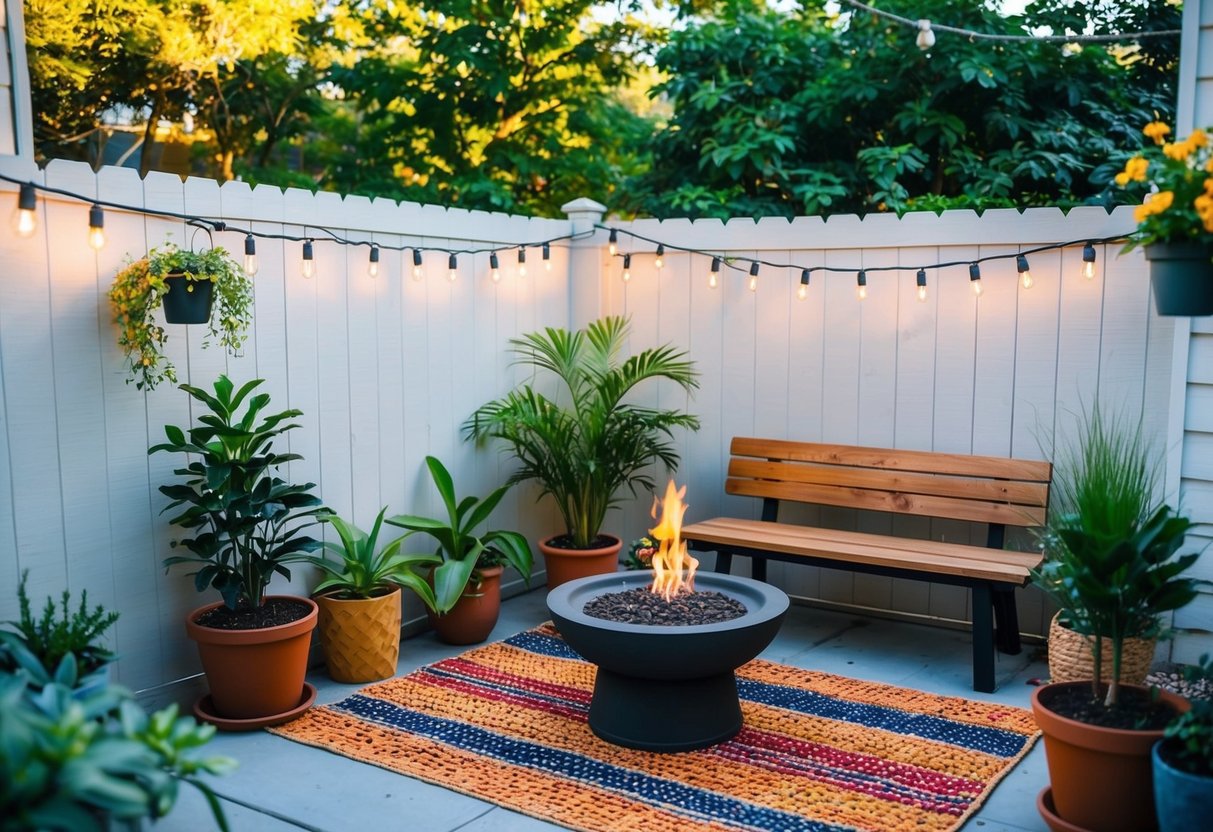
[992,586,1022,655]
[751,557,767,583]
[971,584,996,693]
[714,550,733,575]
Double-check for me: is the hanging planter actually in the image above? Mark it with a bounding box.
[161,273,216,324]
[1144,242,1213,316]
[109,243,253,390]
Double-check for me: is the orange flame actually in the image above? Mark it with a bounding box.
[649,480,699,601]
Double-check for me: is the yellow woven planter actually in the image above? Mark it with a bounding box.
[315,587,402,683]
[1047,612,1156,685]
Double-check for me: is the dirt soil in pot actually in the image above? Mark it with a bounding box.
[1037,683,1177,730]
[195,598,313,630]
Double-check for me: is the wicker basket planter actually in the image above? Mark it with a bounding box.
[1047,612,1155,685]
[315,587,402,683]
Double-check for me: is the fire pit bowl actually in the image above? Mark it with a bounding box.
[547,571,788,752]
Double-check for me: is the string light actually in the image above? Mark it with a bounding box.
[622,253,632,283]
[915,19,936,50]
[1017,254,1033,289]
[969,263,983,297]
[517,247,527,277]
[242,234,258,277]
[608,229,618,256]
[857,270,868,301]
[87,204,106,250]
[13,183,37,237]
[490,252,501,283]
[797,269,810,301]
[447,253,458,283]
[301,240,315,279]
[748,261,760,292]
[709,256,721,289]
[1082,243,1097,280]
[412,249,424,281]
[543,242,552,271]
[655,244,665,270]
[916,269,928,302]
[367,244,380,278]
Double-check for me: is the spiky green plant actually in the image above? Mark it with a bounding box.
[463,316,700,550]
[1033,406,1202,706]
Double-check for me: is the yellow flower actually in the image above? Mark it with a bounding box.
[1144,121,1171,144]
[1134,190,1174,223]
[1163,140,1195,161]
[1191,128,1209,148]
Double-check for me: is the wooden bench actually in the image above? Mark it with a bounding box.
[681,438,1051,693]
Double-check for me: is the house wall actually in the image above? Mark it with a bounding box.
[1169,0,1213,663]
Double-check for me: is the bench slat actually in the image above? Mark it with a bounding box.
[727,458,1049,506]
[726,478,1048,527]
[731,437,1052,482]
[682,517,1041,584]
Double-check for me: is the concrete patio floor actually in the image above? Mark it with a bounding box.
[161,589,1050,832]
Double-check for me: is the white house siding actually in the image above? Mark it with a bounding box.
[1169,0,1213,663]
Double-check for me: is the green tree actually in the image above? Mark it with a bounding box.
[623,0,1181,219]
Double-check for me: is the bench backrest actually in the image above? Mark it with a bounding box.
[725,438,1051,528]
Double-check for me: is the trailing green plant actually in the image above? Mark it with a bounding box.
[1162,654,1213,777]
[1033,406,1203,707]
[150,375,325,610]
[304,507,440,608]
[109,242,253,391]
[463,315,700,550]
[0,572,119,678]
[386,456,533,614]
[0,670,234,831]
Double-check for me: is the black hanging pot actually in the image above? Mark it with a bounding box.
[161,273,215,324]
[1144,241,1213,316]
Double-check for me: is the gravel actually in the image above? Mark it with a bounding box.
[583,587,747,626]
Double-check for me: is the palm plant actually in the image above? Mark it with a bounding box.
[463,316,700,550]
[1033,406,1202,706]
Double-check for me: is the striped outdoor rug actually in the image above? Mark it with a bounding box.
[271,624,1039,832]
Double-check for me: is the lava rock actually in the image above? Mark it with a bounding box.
[582,587,747,626]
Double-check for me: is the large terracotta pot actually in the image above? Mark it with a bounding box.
[1144,241,1213,317]
[185,595,317,721]
[1031,681,1189,832]
[427,566,503,645]
[315,586,402,683]
[539,534,622,589]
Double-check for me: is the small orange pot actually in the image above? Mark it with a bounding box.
[186,595,317,721]
[315,586,402,683]
[1031,681,1190,832]
[539,534,622,589]
[427,566,503,645]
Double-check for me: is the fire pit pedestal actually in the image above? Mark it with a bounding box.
[547,572,788,752]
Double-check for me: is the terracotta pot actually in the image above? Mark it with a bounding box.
[185,595,317,721]
[1144,241,1213,317]
[315,586,402,683]
[539,534,622,589]
[1031,681,1190,832]
[427,566,503,645]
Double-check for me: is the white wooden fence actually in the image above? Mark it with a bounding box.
[1,156,1206,698]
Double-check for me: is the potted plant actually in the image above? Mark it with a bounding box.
[1115,121,1213,315]
[1154,655,1213,831]
[0,571,119,695]
[109,242,253,390]
[151,375,325,728]
[386,456,533,645]
[463,315,699,588]
[303,508,441,683]
[1031,406,1202,832]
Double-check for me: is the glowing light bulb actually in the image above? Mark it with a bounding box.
[367,245,380,278]
[412,249,424,281]
[1082,243,1097,280]
[301,240,315,279]
[490,252,501,283]
[517,248,527,277]
[748,262,759,292]
[1017,255,1032,290]
[608,229,618,256]
[1082,261,1095,279]
[543,243,552,271]
[709,257,721,289]
[447,253,458,283]
[858,285,868,300]
[13,184,36,237]
[655,244,665,270]
[243,234,259,276]
[969,263,982,297]
[916,269,929,302]
[87,204,105,250]
[622,253,631,283]
[798,269,810,301]
[856,270,867,301]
